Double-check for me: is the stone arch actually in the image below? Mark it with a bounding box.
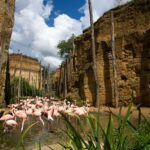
[82,67,96,106]
[101,41,113,106]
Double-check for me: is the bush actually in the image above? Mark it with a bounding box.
[131,122,150,150]
[10,78,42,102]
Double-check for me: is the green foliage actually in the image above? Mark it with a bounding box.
[131,123,150,150]
[57,35,74,57]
[15,105,150,150]
[60,105,150,150]
[10,78,42,102]
[35,140,41,150]
[16,122,55,150]
[16,122,38,150]
[129,108,150,150]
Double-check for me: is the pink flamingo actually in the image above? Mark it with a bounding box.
[43,102,49,113]
[0,113,16,132]
[74,107,88,116]
[46,107,54,121]
[65,107,74,114]
[15,110,27,132]
[5,120,18,127]
[33,109,44,126]
[26,108,33,116]
[0,114,14,121]
[53,107,61,117]
[58,106,66,112]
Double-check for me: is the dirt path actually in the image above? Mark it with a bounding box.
[89,106,150,119]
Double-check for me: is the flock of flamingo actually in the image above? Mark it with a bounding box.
[0,97,89,132]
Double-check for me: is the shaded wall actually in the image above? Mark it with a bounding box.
[52,0,150,106]
[0,0,15,107]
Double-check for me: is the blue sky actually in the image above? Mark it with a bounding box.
[10,0,131,70]
[44,0,85,26]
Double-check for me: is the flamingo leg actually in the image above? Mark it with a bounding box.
[3,122,7,133]
[39,116,44,126]
[48,115,53,121]
[21,119,26,132]
[3,121,6,128]
[56,117,58,124]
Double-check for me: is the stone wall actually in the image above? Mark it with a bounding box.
[51,69,60,95]
[0,0,15,107]
[9,53,42,89]
[52,0,150,106]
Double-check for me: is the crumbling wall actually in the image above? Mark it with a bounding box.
[52,0,150,106]
[0,0,15,107]
[9,54,42,90]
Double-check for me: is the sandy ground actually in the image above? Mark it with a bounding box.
[33,144,62,150]
[89,106,150,119]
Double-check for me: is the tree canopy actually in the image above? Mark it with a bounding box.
[57,35,74,58]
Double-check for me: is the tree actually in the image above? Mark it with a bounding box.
[57,35,74,58]
[88,0,100,107]
[18,53,22,97]
[10,77,42,103]
[111,11,118,107]
[5,54,11,105]
[10,78,32,99]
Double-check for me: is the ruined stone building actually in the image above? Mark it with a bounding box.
[51,68,60,95]
[52,0,150,106]
[0,0,15,107]
[9,53,42,90]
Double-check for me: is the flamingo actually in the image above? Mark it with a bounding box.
[46,107,54,121]
[53,107,61,117]
[33,109,44,126]
[0,114,14,121]
[43,102,49,113]
[74,107,88,116]
[0,113,16,132]
[47,111,54,121]
[26,108,33,116]
[36,101,43,107]
[3,120,18,133]
[58,106,66,112]
[15,110,27,132]
[0,97,91,133]
[5,120,18,127]
[65,107,74,114]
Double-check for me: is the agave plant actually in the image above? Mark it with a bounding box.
[60,105,150,150]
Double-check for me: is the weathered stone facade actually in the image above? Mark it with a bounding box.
[51,69,60,94]
[9,53,42,89]
[0,0,15,107]
[52,0,150,106]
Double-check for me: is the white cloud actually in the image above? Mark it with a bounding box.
[43,56,63,69]
[10,0,82,69]
[32,14,82,57]
[79,0,132,29]
[11,0,132,69]
[9,48,14,54]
